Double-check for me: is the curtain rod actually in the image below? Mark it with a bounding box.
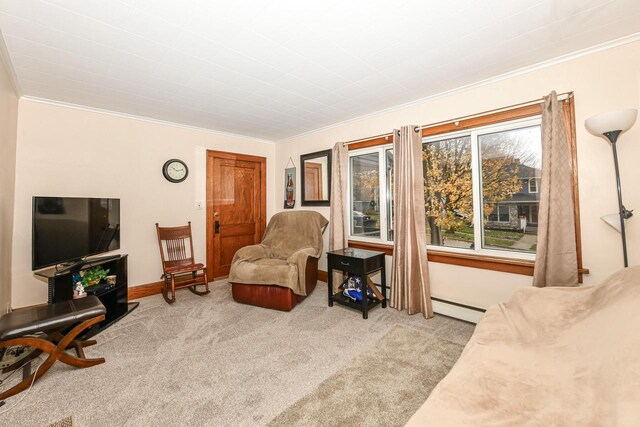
[417,91,573,132]
[341,131,394,146]
[342,91,573,146]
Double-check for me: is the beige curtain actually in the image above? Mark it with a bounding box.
[533,91,578,287]
[390,126,433,318]
[329,141,349,291]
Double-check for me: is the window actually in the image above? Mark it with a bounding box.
[486,204,510,223]
[478,124,541,253]
[385,149,393,241]
[348,117,542,259]
[346,98,585,278]
[350,152,381,238]
[423,135,473,249]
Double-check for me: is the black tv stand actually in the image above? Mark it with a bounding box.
[55,254,123,275]
[82,253,122,265]
[35,254,138,338]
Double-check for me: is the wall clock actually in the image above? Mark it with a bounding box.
[162,159,189,183]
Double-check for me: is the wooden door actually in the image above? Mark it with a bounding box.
[304,162,323,200]
[206,151,266,279]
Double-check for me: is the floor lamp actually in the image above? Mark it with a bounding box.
[585,108,637,267]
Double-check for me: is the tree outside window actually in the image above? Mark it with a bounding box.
[348,118,543,257]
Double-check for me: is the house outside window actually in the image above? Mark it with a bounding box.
[348,117,542,259]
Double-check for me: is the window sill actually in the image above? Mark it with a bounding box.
[347,240,589,278]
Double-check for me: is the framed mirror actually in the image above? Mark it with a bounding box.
[301,149,332,206]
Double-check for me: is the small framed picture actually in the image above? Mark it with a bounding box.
[284,167,296,209]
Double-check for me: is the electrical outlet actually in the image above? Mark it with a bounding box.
[195,200,204,210]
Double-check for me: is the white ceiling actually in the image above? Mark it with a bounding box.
[1,0,639,140]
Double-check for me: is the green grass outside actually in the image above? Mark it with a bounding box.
[363,215,526,250]
[440,224,522,248]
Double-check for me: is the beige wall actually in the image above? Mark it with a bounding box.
[7,40,640,310]
[12,100,276,308]
[276,40,640,309]
[0,50,19,313]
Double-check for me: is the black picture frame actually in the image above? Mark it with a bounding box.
[300,149,331,207]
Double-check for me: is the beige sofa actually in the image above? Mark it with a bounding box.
[407,266,640,426]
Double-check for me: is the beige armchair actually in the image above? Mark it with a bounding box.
[228,210,328,311]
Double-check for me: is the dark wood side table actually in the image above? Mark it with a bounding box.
[327,248,386,319]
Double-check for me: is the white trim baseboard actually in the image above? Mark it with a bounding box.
[432,299,484,324]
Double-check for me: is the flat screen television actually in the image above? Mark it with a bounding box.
[32,196,120,270]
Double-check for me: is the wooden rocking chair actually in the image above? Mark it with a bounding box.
[156,222,210,304]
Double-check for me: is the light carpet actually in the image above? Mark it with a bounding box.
[268,325,464,427]
[47,416,73,427]
[1,280,475,426]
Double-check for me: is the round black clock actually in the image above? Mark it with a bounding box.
[162,159,189,183]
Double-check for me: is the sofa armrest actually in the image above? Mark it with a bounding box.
[286,247,317,264]
[286,247,318,296]
[232,244,271,263]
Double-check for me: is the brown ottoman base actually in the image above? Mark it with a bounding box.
[231,283,306,311]
[230,257,318,311]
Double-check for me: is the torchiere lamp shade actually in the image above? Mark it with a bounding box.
[585,109,637,136]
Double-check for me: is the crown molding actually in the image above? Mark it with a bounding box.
[278,32,640,143]
[7,29,640,144]
[19,96,276,145]
[0,31,22,96]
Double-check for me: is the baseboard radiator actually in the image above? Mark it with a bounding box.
[430,297,484,324]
